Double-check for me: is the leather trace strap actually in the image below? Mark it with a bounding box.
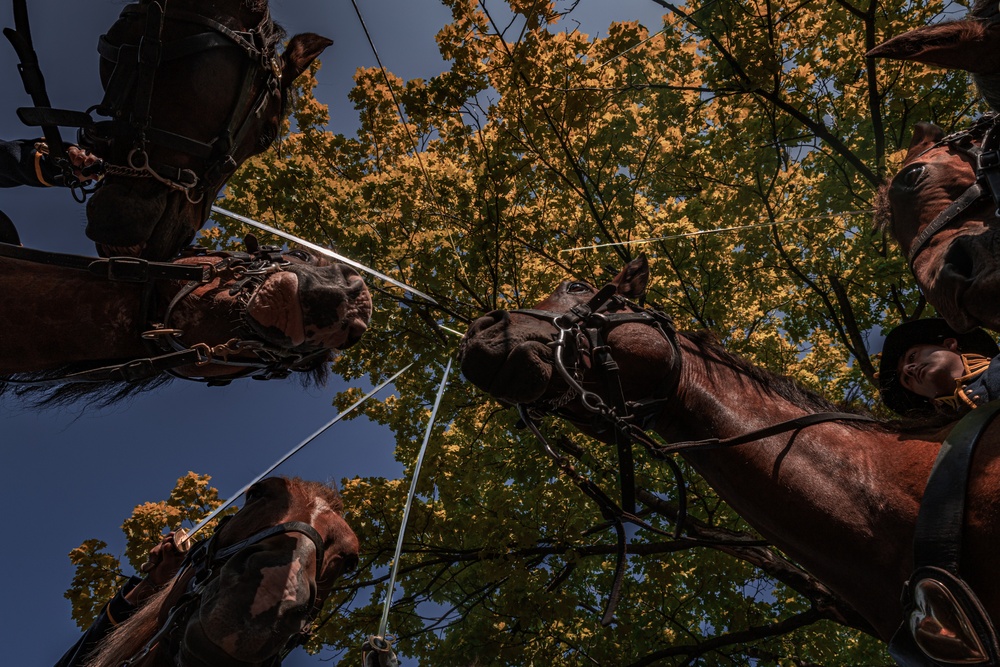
[0,240,212,283]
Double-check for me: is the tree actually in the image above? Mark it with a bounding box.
[73,0,982,663]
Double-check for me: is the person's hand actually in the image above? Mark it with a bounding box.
[139,531,188,587]
[65,145,102,182]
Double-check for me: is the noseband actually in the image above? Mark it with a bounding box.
[905,113,1000,266]
[81,0,283,202]
[122,517,328,667]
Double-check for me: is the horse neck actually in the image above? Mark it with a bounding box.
[650,335,938,638]
[0,258,150,372]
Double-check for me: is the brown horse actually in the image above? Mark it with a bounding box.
[458,257,1000,653]
[0,242,370,404]
[85,476,360,667]
[80,0,332,260]
[868,1,1000,333]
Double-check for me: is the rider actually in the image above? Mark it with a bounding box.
[54,532,187,667]
[877,318,1000,416]
[0,138,99,188]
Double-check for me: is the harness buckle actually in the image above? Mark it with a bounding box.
[102,256,151,282]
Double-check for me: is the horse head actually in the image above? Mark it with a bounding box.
[89,477,359,667]
[0,243,370,401]
[83,0,331,260]
[459,256,678,425]
[159,246,371,381]
[872,117,1000,333]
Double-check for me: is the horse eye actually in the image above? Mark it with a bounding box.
[566,281,592,294]
[286,249,310,261]
[897,164,925,189]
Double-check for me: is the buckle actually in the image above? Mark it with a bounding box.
[93,257,151,282]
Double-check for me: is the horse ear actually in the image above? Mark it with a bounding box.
[613,255,649,300]
[905,121,946,161]
[281,33,333,86]
[867,21,1000,74]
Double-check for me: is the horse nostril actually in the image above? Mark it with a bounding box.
[943,238,976,280]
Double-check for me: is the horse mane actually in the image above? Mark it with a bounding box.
[682,330,884,425]
[0,362,328,408]
[84,585,173,667]
[872,180,892,232]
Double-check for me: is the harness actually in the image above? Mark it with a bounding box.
[122,517,328,667]
[904,114,1000,268]
[511,282,874,625]
[0,239,328,386]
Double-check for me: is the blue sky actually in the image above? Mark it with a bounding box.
[0,1,666,664]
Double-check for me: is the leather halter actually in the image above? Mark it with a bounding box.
[122,516,328,667]
[81,0,282,202]
[905,114,1000,267]
[0,240,328,386]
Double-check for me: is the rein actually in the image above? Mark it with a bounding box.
[905,113,1000,266]
[511,282,875,625]
[0,240,325,386]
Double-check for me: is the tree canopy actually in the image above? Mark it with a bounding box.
[69,0,985,664]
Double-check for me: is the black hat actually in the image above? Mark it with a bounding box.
[877,318,999,415]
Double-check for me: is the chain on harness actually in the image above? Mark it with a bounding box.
[80,0,284,202]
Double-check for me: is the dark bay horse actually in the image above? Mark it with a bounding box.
[0,243,370,403]
[85,476,359,667]
[458,257,1000,650]
[81,0,332,260]
[868,0,1000,333]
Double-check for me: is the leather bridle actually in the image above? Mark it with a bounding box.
[903,113,1000,268]
[506,280,874,625]
[83,0,283,203]
[0,240,329,386]
[121,516,328,667]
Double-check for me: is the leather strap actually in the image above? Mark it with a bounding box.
[914,401,1000,571]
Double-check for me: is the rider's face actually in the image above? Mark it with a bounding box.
[897,338,964,399]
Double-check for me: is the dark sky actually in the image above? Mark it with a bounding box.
[0,1,664,664]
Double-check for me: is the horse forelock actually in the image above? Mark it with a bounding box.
[872,180,893,232]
